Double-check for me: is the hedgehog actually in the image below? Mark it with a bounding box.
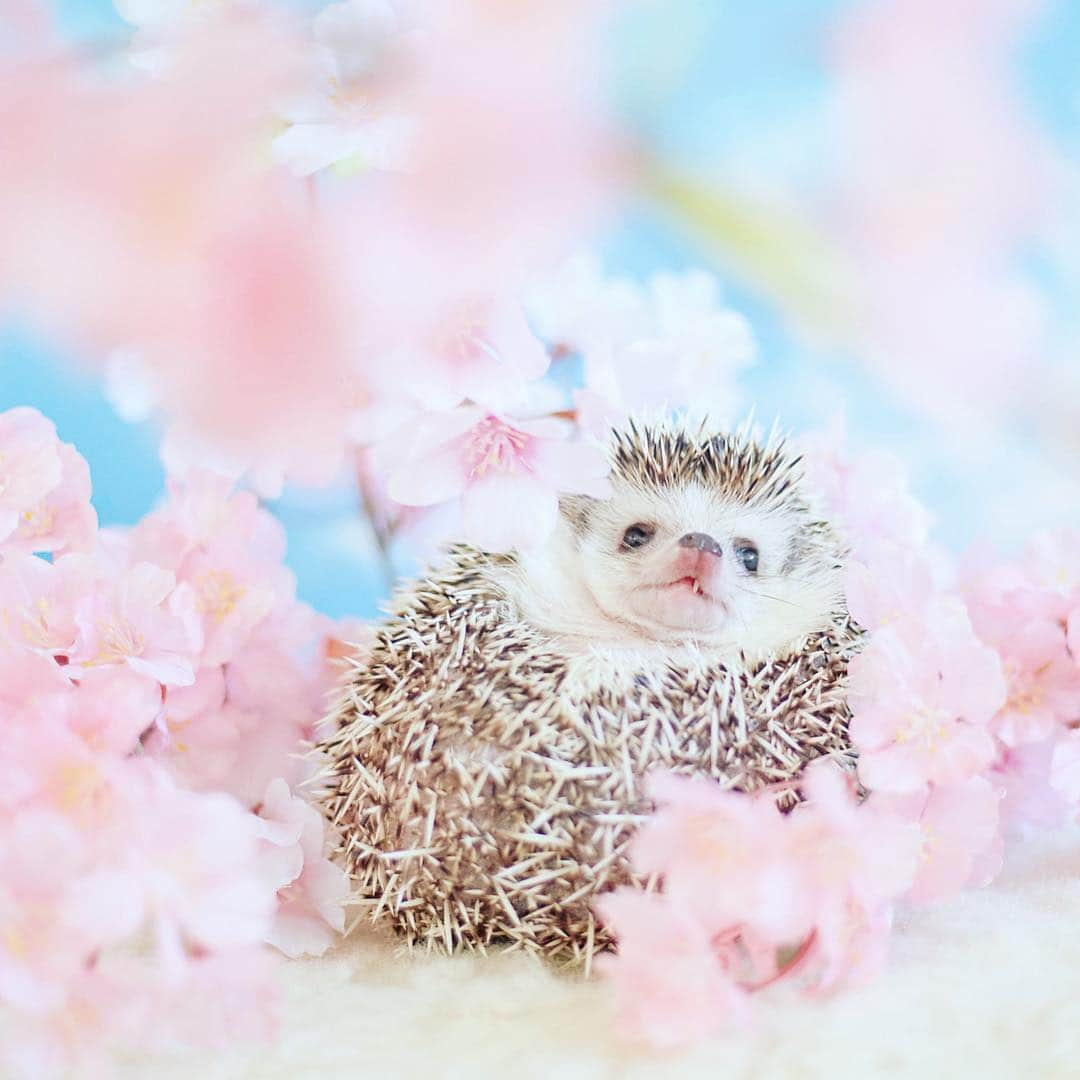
[316,419,861,966]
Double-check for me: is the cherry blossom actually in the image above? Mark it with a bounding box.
[1050,732,1080,809]
[880,778,1003,906]
[72,562,200,687]
[596,889,749,1048]
[799,419,932,557]
[0,553,95,656]
[6,444,96,557]
[848,604,1004,792]
[528,257,756,425]
[255,778,349,958]
[0,407,64,545]
[113,763,275,972]
[991,737,1072,830]
[273,0,413,177]
[387,407,611,551]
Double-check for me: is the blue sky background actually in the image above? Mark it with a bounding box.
[4,0,1077,618]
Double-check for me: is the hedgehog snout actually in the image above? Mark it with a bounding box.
[677,532,724,557]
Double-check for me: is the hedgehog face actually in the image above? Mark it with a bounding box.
[508,422,846,663]
[571,479,840,654]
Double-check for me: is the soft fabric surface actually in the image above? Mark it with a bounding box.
[130,825,1080,1079]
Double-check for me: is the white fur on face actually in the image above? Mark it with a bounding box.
[504,479,844,665]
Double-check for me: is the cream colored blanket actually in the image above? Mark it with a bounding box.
[129,825,1080,1079]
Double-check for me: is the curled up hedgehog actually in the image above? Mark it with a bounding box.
[315,419,861,966]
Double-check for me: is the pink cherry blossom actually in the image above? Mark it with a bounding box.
[596,889,749,1048]
[635,771,808,943]
[894,778,1002,905]
[387,406,611,552]
[135,947,280,1053]
[1021,529,1080,617]
[73,562,200,686]
[526,251,649,356]
[784,764,920,990]
[792,764,921,915]
[346,228,554,435]
[849,603,1005,792]
[528,259,755,423]
[0,553,95,656]
[1050,732,1080,810]
[991,737,1072,830]
[831,0,1055,425]
[255,778,348,958]
[108,763,274,972]
[273,0,413,177]
[964,560,1080,744]
[6,443,97,556]
[0,407,64,545]
[389,0,618,281]
[992,620,1080,745]
[67,666,163,756]
[844,549,940,631]
[0,811,118,1013]
[0,644,72,718]
[799,420,931,558]
[163,700,299,809]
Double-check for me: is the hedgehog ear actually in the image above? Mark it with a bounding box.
[559,495,600,535]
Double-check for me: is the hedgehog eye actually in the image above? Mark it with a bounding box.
[621,523,655,550]
[735,542,759,573]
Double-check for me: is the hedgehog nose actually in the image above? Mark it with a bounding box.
[678,532,723,557]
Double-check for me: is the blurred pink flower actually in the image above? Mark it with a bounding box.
[596,889,749,1048]
[831,0,1057,424]
[849,603,1005,792]
[897,778,1002,905]
[350,232,552,426]
[0,811,128,1014]
[526,251,649,355]
[991,737,1072,830]
[136,946,279,1052]
[963,546,1080,744]
[7,443,97,557]
[1050,732,1080,809]
[114,764,274,971]
[799,421,931,558]
[787,764,919,990]
[635,772,806,943]
[793,764,921,915]
[991,620,1080,746]
[0,645,72,719]
[387,406,611,551]
[0,407,64,545]
[0,553,95,656]
[844,549,940,631]
[273,0,413,177]
[255,778,348,958]
[391,0,618,281]
[1021,529,1080,618]
[73,562,201,686]
[528,258,755,424]
[1,19,357,491]
[67,666,163,757]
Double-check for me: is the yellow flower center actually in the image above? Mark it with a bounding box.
[19,501,56,539]
[896,705,950,752]
[466,417,528,480]
[82,615,145,666]
[50,760,108,821]
[195,569,246,624]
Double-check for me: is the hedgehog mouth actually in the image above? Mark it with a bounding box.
[660,575,717,602]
